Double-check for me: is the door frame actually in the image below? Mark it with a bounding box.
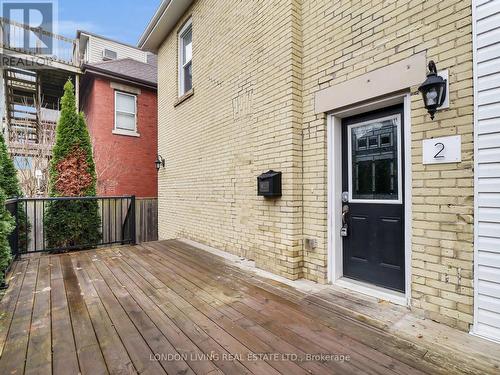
[327,92,412,306]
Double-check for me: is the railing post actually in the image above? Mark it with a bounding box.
[74,38,80,65]
[13,198,19,259]
[130,195,136,245]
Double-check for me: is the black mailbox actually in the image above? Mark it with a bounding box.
[257,170,281,197]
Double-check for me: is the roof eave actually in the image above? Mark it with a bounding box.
[138,0,193,52]
[82,64,157,90]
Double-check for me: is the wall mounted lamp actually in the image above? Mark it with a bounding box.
[155,155,165,171]
[418,60,447,120]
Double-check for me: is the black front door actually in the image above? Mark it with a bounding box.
[341,105,405,292]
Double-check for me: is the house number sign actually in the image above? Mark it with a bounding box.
[422,135,461,164]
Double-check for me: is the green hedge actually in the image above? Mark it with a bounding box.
[45,80,100,251]
[0,125,28,253]
[0,189,14,285]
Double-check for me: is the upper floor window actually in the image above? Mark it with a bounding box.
[114,91,137,135]
[179,18,192,96]
[103,48,117,61]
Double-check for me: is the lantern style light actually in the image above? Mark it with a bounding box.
[155,155,165,171]
[418,60,447,120]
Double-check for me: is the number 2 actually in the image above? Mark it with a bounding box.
[434,142,445,158]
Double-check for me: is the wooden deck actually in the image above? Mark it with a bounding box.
[0,240,494,374]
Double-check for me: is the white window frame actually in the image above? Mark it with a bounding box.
[346,114,403,204]
[113,91,138,137]
[178,18,192,96]
[103,48,117,61]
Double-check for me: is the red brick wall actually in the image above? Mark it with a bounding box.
[82,77,158,198]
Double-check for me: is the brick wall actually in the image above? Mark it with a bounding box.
[157,0,304,279]
[157,0,474,330]
[83,77,158,198]
[300,0,473,331]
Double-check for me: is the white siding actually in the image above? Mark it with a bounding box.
[473,0,500,343]
[84,34,148,64]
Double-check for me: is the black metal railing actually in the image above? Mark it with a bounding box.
[5,195,136,256]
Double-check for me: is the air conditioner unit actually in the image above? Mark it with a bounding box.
[102,49,117,61]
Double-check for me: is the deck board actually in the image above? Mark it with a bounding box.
[0,240,494,374]
[0,258,39,375]
[124,245,359,374]
[137,242,419,375]
[50,256,80,375]
[105,247,311,375]
[60,255,108,375]
[77,252,166,375]
[25,257,51,375]
[71,253,136,375]
[0,260,27,357]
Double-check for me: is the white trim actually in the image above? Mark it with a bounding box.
[346,114,403,204]
[114,90,138,134]
[403,93,413,303]
[327,93,412,306]
[471,0,479,337]
[327,114,343,283]
[138,0,194,52]
[87,35,91,63]
[335,278,406,306]
[470,329,500,345]
[138,0,172,49]
[331,93,407,118]
[178,18,192,97]
[112,129,140,137]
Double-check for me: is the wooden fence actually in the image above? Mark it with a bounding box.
[135,198,158,243]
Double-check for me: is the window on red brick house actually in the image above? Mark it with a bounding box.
[114,91,137,134]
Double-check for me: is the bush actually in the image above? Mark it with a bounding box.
[0,189,14,285]
[0,128,29,252]
[44,80,100,251]
[0,132,22,197]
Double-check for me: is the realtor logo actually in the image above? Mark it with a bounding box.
[1,1,55,54]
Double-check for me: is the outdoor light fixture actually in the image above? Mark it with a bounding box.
[155,155,165,171]
[418,60,447,120]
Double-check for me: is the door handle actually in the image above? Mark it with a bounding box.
[342,205,349,225]
[341,205,349,237]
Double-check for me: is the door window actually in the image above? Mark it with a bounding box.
[348,115,401,202]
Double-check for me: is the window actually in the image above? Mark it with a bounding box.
[179,18,192,96]
[349,116,400,201]
[103,48,117,61]
[13,156,32,170]
[114,91,137,134]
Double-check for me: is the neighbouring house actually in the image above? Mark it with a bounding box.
[139,0,500,343]
[0,25,159,199]
[77,30,154,65]
[80,57,158,198]
[77,31,158,198]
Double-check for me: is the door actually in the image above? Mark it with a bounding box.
[341,105,405,292]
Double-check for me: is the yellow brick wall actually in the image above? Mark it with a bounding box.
[300,0,473,330]
[157,0,474,330]
[157,0,304,280]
